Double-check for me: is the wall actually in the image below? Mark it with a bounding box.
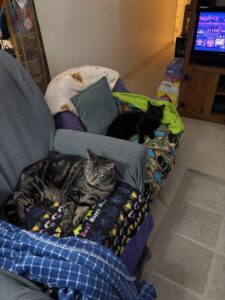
[174,0,191,39]
[34,0,178,78]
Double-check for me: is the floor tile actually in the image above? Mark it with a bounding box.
[147,196,168,245]
[204,254,225,300]
[154,233,213,294]
[168,202,222,249]
[177,119,225,182]
[184,175,225,214]
[151,273,202,300]
[217,220,225,255]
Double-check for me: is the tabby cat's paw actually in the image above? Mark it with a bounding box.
[61,222,72,237]
[18,214,26,224]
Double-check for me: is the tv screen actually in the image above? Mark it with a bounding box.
[194,9,225,53]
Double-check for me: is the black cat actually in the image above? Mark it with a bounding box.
[107,102,165,143]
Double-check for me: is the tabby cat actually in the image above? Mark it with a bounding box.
[10,149,116,236]
[107,102,165,143]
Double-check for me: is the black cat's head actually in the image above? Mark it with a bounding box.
[145,102,165,120]
[85,149,116,186]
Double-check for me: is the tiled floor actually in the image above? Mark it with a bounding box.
[123,43,225,299]
[147,171,225,300]
[145,170,225,299]
[151,273,202,300]
[205,254,225,300]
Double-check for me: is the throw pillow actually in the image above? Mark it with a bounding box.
[71,77,119,135]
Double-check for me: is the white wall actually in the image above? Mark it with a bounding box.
[34,0,178,78]
[174,0,191,39]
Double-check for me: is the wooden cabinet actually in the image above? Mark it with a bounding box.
[178,1,225,124]
[179,66,225,123]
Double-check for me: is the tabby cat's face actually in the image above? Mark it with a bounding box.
[84,150,115,186]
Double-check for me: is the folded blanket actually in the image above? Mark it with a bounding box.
[113,92,185,134]
[0,221,157,300]
[45,66,119,115]
[4,181,149,257]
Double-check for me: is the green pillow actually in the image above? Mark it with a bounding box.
[71,77,119,135]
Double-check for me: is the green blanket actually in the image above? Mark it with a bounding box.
[112,92,185,134]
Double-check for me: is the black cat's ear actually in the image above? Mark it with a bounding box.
[160,104,165,110]
[87,149,97,161]
[147,102,152,110]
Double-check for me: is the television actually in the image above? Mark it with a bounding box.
[191,7,225,66]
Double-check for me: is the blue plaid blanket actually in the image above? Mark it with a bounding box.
[0,221,156,300]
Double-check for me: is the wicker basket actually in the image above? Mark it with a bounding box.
[4,0,50,94]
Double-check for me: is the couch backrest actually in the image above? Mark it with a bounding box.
[0,51,55,206]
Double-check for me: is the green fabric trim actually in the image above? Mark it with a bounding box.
[112,92,185,134]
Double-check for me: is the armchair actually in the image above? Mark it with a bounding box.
[0,51,150,299]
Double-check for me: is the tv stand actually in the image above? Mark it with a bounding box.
[178,1,225,124]
[191,53,225,68]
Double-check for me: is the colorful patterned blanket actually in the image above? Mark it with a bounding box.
[114,97,183,197]
[5,181,149,256]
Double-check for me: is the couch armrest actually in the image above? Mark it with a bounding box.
[53,129,147,193]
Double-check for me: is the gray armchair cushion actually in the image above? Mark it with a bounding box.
[53,129,147,193]
[0,269,51,300]
[0,51,55,207]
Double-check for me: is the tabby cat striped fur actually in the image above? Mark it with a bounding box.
[11,149,116,236]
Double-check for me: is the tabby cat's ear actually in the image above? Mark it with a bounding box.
[106,161,116,170]
[87,149,97,161]
[48,151,60,157]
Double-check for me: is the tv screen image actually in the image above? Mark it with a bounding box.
[194,11,225,53]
